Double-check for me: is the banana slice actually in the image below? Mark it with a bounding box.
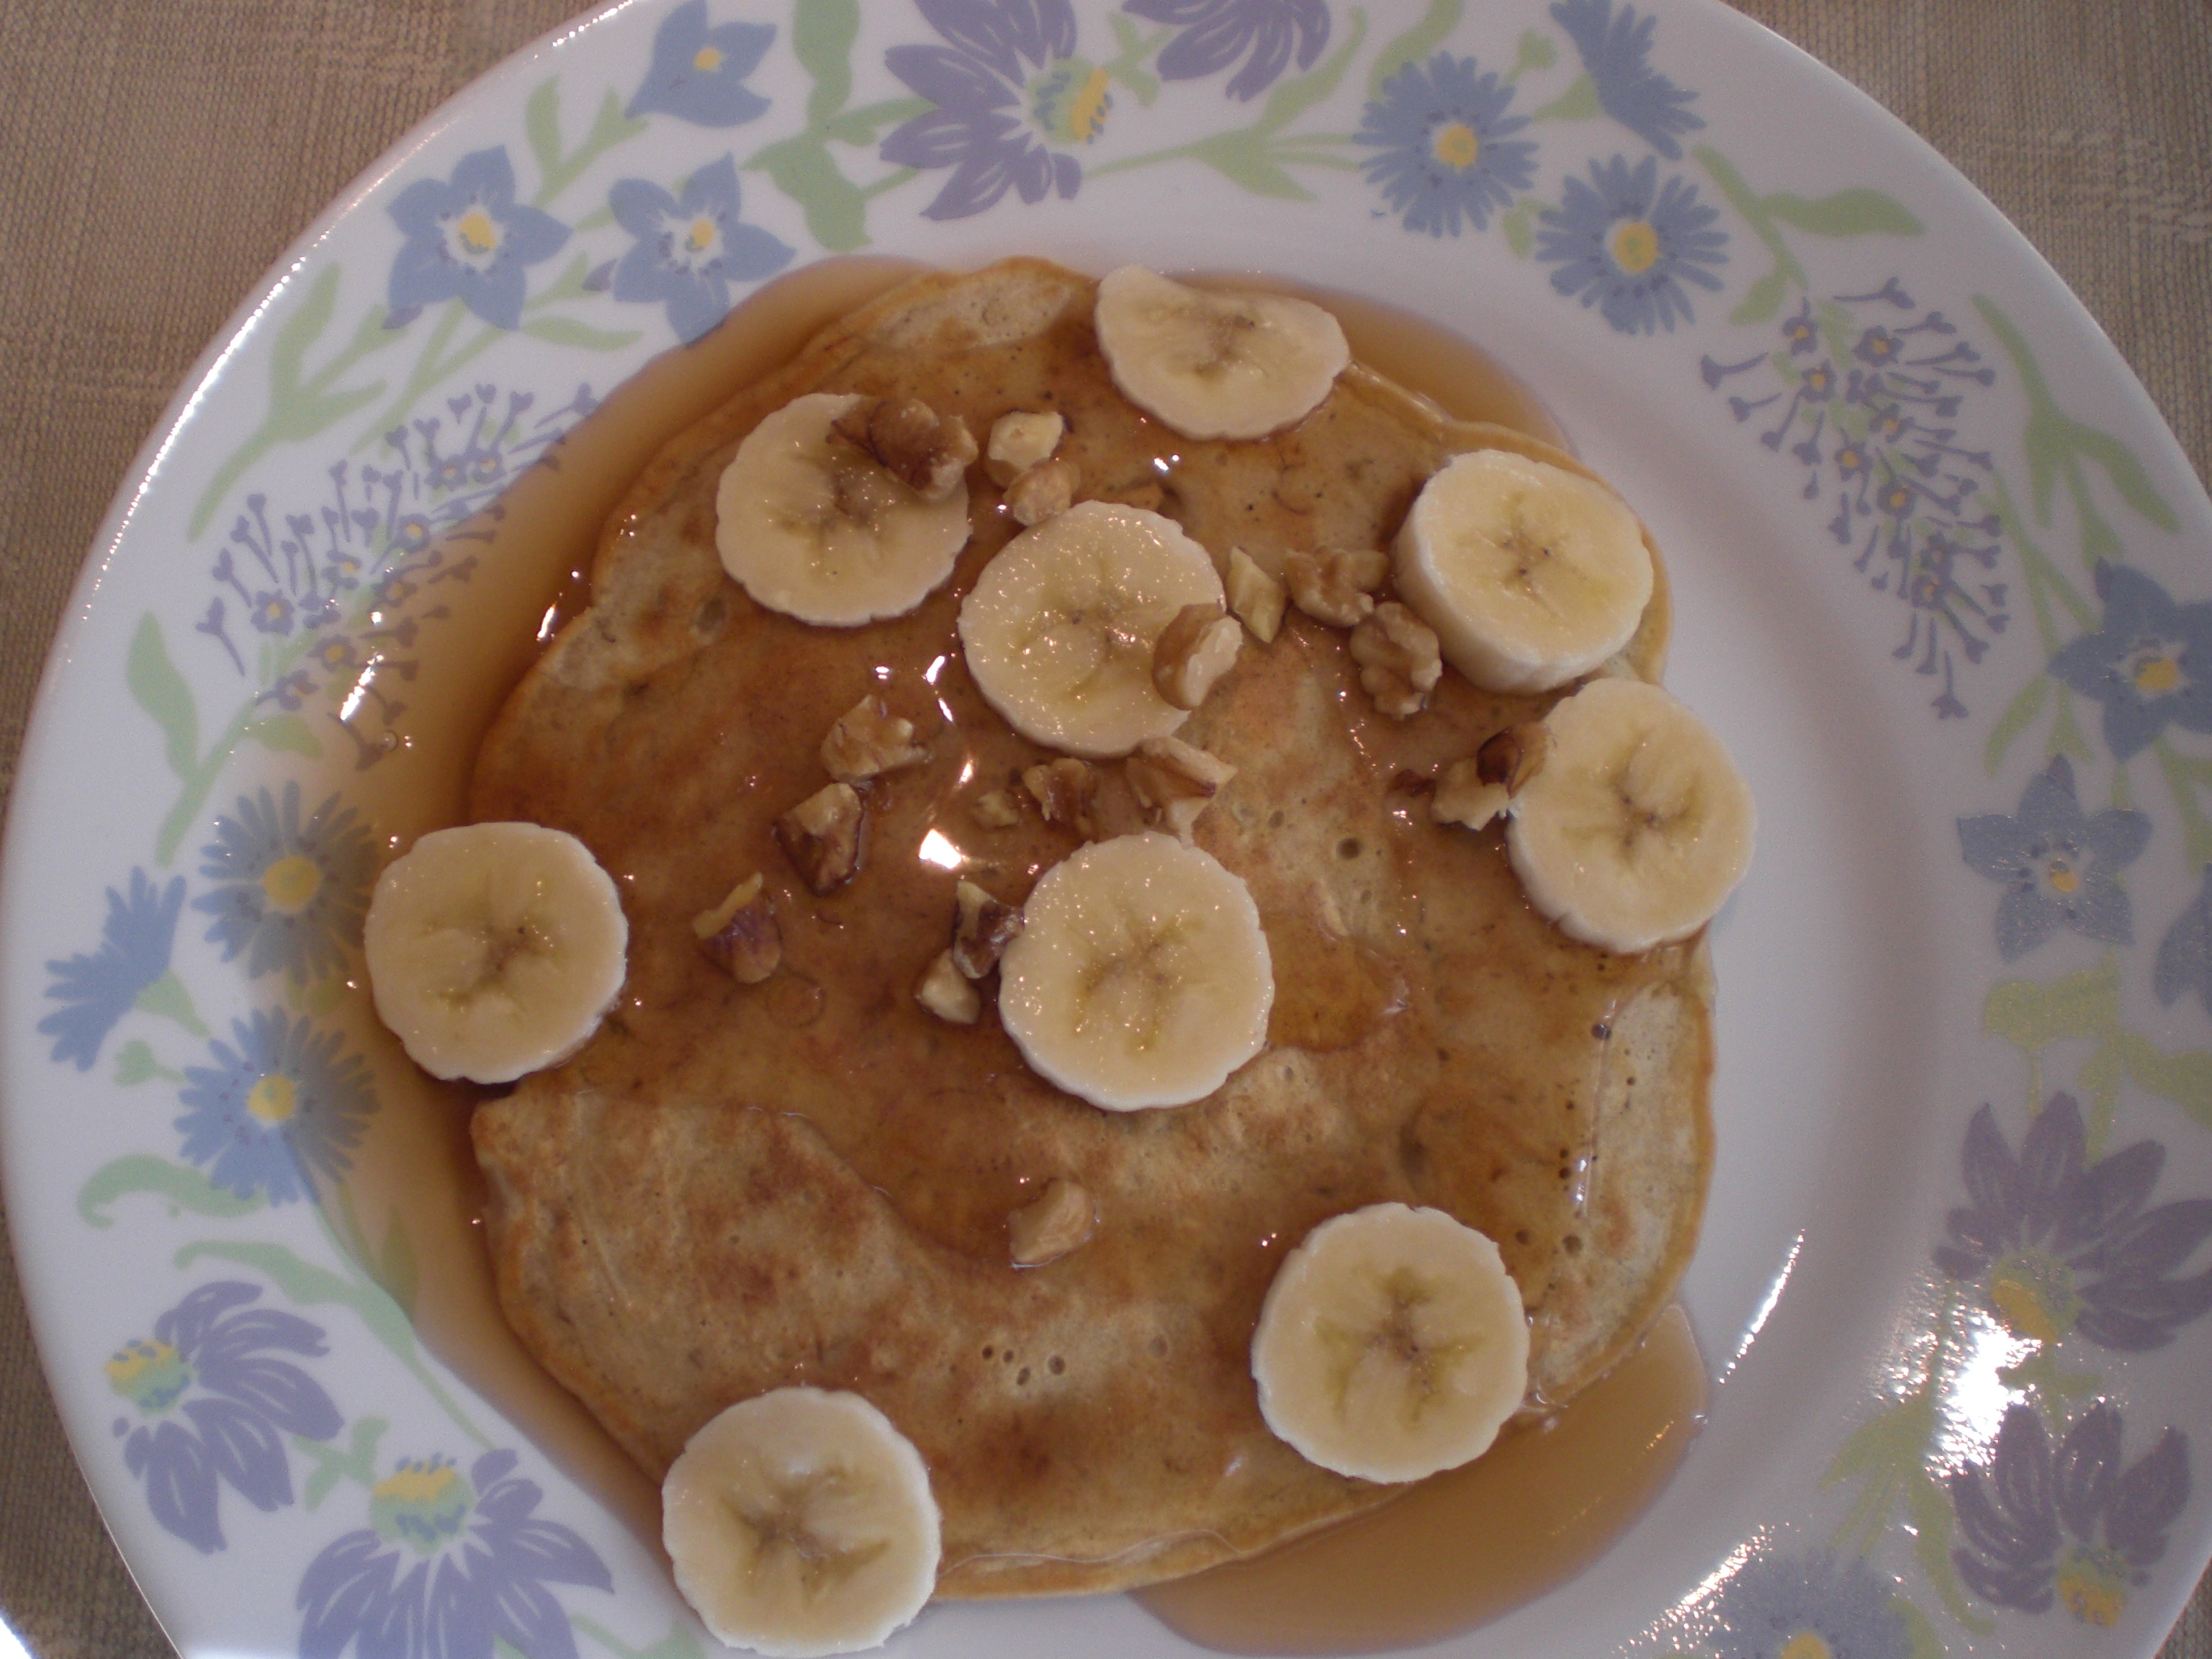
[363,822,628,1084]
[1506,677,1755,953]
[1094,266,1349,441]
[1394,448,1654,693]
[958,501,1225,759]
[999,832,1272,1111]
[663,1387,940,1658]
[1250,1203,1529,1484]
[716,392,971,626]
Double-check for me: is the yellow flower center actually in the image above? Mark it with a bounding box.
[260,853,323,915]
[1609,220,1660,274]
[1067,67,1112,144]
[1779,1634,1833,1659]
[2136,655,2182,694]
[693,45,724,72]
[2046,861,2080,895]
[454,208,499,256]
[375,1462,462,1506]
[686,216,716,253]
[104,1339,177,1391]
[1991,1274,2061,1343]
[2059,1559,2126,1626]
[246,1074,298,1126]
[1430,122,1480,170]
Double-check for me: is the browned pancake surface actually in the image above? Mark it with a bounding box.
[467,259,1713,1596]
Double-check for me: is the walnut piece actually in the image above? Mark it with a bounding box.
[915,948,981,1024]
[986,410,1065,485]
[1125,736,1236,840]
[832,397,976,502]
[1151,602,1243,711]
[951,879,1024,979]
[1431,760,1510,831]
[1023,758,1097,837]
[971,788,1022,830]
[1008,1177,1097,1266]
[820,694,927,783]
[775,781,865,894]
[1349,601,1444,719]
[1476,721,1552,793]
[691,873,781,984]
[1283,545,1388,627]
[1226,547,1287,644]
[1004,456,1080,526]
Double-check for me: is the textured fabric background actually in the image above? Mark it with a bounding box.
[0,1,2205,1654]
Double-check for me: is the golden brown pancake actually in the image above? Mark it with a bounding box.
[467,258,1714,1597]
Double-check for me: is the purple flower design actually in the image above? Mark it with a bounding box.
[1936,1094,2212,1350]
[176,1008,374,1207]
[881,0,1093,221]
[1122,0,1328,100]
[296,1448,611,1659]
[1951,1401,2188,1624]
[2049,562,2212,762]
[108,1282,341,1554]
[625,0,775,127]
[194,781,375,984]
[1536,153,1725,335]
[40,869,186,1070]
[1548,0,1703,158]
[1706,1551,1912,1659]
[1957,755,2150,960]
[610,155,794,343]
[2154,865,2212,1020]
[386,148,569,331]
[1355,53,1538,238]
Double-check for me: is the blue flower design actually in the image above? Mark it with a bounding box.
[1354,54,1537,238]
[1122,0,1328,100]
[2155,866,2212,1020]
[626,0,774,127]
[1706,1551,1912,1659]
[1951,1401,2188,1624]
[1957,756,2150,959]
[610,155,794,343]
[1548,0,1703,158]
[40,869,186,1070]
[1536,154,1724,334]
[387,148,569,331]
[881,0,1094,220]
[1937,1093,2212,1350]
[2049,562,2212,761]
[194,782,375,984]
[108,1282,341,1554]
[296,1448,611,1659]
[176,1009,373,1206]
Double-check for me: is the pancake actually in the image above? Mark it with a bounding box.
[467,258,1714,1597]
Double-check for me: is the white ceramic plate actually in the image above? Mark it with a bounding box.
[8,1,2212,1655]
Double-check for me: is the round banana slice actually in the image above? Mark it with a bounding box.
[999,832,1272,1112]
[1250,1203,1529,1484]
[363,822,628,1084]
[1094,266,1350,441]
[1394,448,1654,693]
[1507,677,1755,953]
[958,501,1225,759]
[716,392,971,626]
[663,1387,940,1658]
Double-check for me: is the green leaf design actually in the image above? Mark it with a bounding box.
[1367,0,1461,99]
[520,317,644,351]
[1983,958,2121,1051]
[751,133,872,250]
[299,1416,387,1510]
[1905,1467,1990,1632]
[2063,415,2180,534]
[1254,6,1366,136]
[246,713,321,758]
[1824,1384,1936,1555]
[1760,188,1923,238]
[794,0,858,122]
[2117,1032,2212,1130]
[127,615,199,780]
[1502,204,1533,258]
[132,970,209,1037]
[375,1210,420,1318]
[79,1156,261,1229]
[1894,1594,1951,1659]
[176,1238,421,1364]
[1729,266,1789,326]
[112,1040,179,1086]
[525,79,563,192]
[1984,673,2049,775]
[1529,73,1601,122]
[1184,129,1313,199]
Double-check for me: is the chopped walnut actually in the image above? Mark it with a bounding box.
[820,694,928,783]
[691,873,781,984]
[1004,456,1080,526]
[1008,1177,1097,1266]
[832,397,976,502]
[915,948,981,1025]
[971,788,1022,830]
[1431,760,1511,830]
[1349,602,1443,719]
[1125,736,1236,840]
[1151,603,1243,711]
[1226,547,1287,644]
[1283,546,1388,627]
[986,410,1065,485]
[775,781,865,894]
[1023,758,1097,837]
[951,880,1024,979]
[1476,721,1552,793]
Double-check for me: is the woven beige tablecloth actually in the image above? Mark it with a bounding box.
[0,1,2206,1654]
